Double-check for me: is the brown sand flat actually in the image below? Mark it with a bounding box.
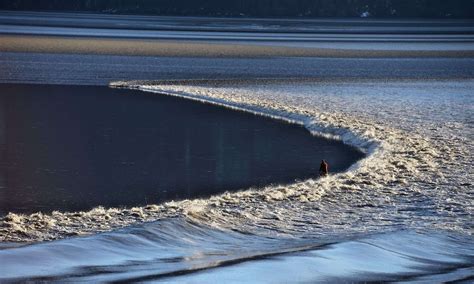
[1,35,473,58]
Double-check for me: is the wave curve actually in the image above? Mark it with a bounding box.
[1,78,472,242]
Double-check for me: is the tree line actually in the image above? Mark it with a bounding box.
[1,0,473,18]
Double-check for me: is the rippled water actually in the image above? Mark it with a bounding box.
[1,79,473,282]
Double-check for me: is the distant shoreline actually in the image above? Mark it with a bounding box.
[1,11,473,35]
[1,11,473,58]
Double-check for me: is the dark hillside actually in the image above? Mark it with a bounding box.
[1,0,473,18]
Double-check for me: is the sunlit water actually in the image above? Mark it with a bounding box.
[1,79,473,282]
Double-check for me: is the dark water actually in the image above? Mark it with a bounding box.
[0,84,363,215]
[2,53,473,87]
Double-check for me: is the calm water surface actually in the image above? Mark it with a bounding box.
[0,84,363,214]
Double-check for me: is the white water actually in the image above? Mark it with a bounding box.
[129,79,473,236]
[1,79,472,242]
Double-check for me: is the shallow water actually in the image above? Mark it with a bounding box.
[0,84,362,215]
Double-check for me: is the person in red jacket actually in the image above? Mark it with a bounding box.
[319,160,329,176]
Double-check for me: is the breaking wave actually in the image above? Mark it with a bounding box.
[1,218,472,282]
[1,78,472,243]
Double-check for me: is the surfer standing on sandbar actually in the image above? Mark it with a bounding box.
[319,160,329,177]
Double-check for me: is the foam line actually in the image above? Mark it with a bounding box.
[1,79,472,242]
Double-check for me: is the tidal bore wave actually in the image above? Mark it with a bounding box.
[0,79,376,242]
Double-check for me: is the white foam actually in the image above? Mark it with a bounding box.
[1,79,472,242]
